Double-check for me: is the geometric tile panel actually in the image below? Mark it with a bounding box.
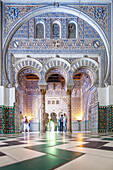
[84,21,100,39]
[13,22,29,39]
[98,105,113,132]
[0,106,3,134]
[107,106,113,132]
[4,106,15,134]
[98,106,107,133]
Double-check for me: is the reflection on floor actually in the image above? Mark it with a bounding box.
[0,132,113,170]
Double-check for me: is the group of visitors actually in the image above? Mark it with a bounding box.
[20,112,30,133]
[59,113,67,132]
[20,111,67,133]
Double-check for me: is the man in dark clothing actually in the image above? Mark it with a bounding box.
[60,115,63,132]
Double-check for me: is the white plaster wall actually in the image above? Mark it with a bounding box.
[98,87,107,106]
[14,53,99,59]
[107,85,113,105]
[0,86,15,106]
[9,87,15,106]
[0,86,5,105]
[98,85,113,106]
[4,88,9,106]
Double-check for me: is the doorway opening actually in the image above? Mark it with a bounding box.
[72,68,98,132]
[45,69,67,131]
[15,68,40,132]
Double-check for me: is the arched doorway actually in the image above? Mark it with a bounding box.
[45,68,67,131]
[72,67,98,133]
[15,67,41,132]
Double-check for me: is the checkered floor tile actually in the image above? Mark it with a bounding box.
[0,132,113,170]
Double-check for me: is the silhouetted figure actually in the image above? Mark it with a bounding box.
[59,119,61,132]
[60,115,63,132]
[24,116,28,132]
[64,113,67,132]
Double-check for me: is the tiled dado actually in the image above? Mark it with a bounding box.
[1,103,113,134]
[98,104,113,133]
[0,105,15,134]
[107,106,113,132]
[0,106,3,134]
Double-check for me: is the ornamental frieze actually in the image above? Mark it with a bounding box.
[9,39,104,50]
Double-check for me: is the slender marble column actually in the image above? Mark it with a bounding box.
[67,89,72,133]
[40,89,46,133]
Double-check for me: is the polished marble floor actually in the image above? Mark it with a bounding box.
[0,132,113,170]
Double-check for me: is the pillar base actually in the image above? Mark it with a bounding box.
[40,131,46,134]
[66,131,72,133]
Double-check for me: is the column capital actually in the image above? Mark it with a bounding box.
[67,89,72,95]
[40,88,46,95]
[39,84,47,95]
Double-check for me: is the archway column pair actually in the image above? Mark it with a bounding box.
[40,84,73,133]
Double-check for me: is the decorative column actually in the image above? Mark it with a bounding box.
[39,70,47,133]
[67,70,74,133]
[40,88,46,133]
[67,89,72,133]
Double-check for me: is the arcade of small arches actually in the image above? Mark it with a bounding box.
[14,56,98,87]
[14,56,99,133]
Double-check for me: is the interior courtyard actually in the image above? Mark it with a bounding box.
[0,0,113,169]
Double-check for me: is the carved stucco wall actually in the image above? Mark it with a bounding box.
[1,2,111,87]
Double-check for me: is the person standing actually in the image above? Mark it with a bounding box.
[64,113,67,132]
[59,118,61,132]
[24,116,28,132]
[20,111,23,133]
[28,120,30,132]
[60,115,63,132]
